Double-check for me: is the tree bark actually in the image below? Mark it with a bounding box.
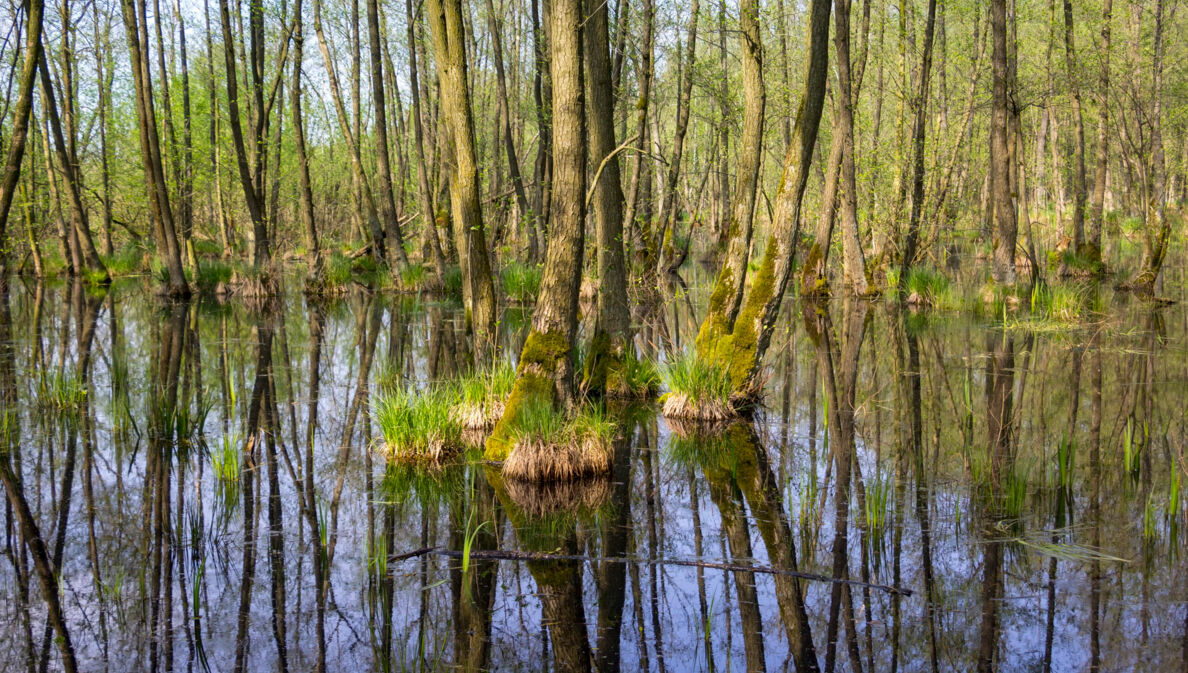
[366,0,410,272]
[989,0,1016,285]
[702,0,832,395]
[425,0,498,338]
[1062,0,1087,255]
[405,0,447,284]
[0,0,45,281]
[1128,0,1169,294]
[696,0,764,354]
[654,0,699,273]
[485,0,587,460]
[119,0,190,296]
[581,0,633,395]
[291,0,322,280]
[1087,0,1112,265]
[833,0,869,296]
[898,0,939,285]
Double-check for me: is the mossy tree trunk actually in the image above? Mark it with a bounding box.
[695,0,764,357]
[486,0,586,460]
[698,0,832,397]
[581,0,632,395]
[425,0,497,338]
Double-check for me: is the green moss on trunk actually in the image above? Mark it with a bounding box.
[700,243,777,395]
[484,329,570,460]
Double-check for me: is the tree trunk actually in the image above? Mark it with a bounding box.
[833,0,869,296]
[366,0,410,273]
[119,0,190,296]
[1129,0,1168,294]
[1062,0,1087,255]
[581,0,633,394]
[1087,0,1112,266]
[0,0,46,281]
[898,0,938,285]
[702,0,832,395]
[655,0,699,273]
[621,0,654,264]
[291,0,322,281]
[696,0,764,355]
[425,0,498,339]
[406,0,447,285]
[989,0,1016,285]
[484,0,532,257]
[486,0,587,460]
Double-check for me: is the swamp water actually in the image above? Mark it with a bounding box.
[1,274,1186,672]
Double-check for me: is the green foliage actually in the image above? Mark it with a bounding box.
[103,241,151,276]
[902,268,964,311]
[401,264,427,290]
[501,261,541,303]
[442,266,464,299]
[195,260,233,290]
[459,359,516,405]
[865,474,892,534]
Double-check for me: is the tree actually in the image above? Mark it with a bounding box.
[486,0,587,460]
[697,0,833,396]
[695,0,764,355]
[989,0,1016,285]
[0,0,44,281]
[119,0,190,296]
[425,0,497,339]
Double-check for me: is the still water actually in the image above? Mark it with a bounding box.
[1,275,1186,672]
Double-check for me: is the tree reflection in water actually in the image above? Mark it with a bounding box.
[1,281,1187,671]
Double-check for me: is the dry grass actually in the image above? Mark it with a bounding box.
[505,475,611,517]
[386,431,458,464]
[450,399,505,431]
[660,392,735,423]
[503,434,613,482]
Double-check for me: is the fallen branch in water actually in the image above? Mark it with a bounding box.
[391,546,913,596]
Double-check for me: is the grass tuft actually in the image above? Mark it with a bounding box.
[374,384,462,463]
[658,350,735,422]
[502,400,616,482]
[451,360,517,430]
[501,261,542,303]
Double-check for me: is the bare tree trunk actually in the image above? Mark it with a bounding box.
[898,0,938,285]
[425,0,498,339]
[486,0,587,460]
[485,0,532,255]
[312,0,387,263]
[1087,0,1112,266]
[696,0,764,354]
[621,0,654,263]
[1129,0,1168,294]
[833,0,869,296]
[0,0,46,281]
[989,0,1016,285]
[655,0,699,273]
[366,0,410,272]
[291,0,322,281]
[93,2,114,257]
[406,0,447,284]
[1062,0,1087,255]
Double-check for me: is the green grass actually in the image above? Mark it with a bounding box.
[194,260,233,290]
[501,261,542,303]
[401,263,427,290]
[620,351,661,395]
[901,268,965,311]
[506,398,616,446]
[374,384,462,457]
[659,350,732,404]
[459,360,516,405]
[103,242,150,276]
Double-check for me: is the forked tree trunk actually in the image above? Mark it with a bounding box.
[485,0,587,461]
[832,0,869,296]
[696,0,764,355]
[700,0,832,395]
